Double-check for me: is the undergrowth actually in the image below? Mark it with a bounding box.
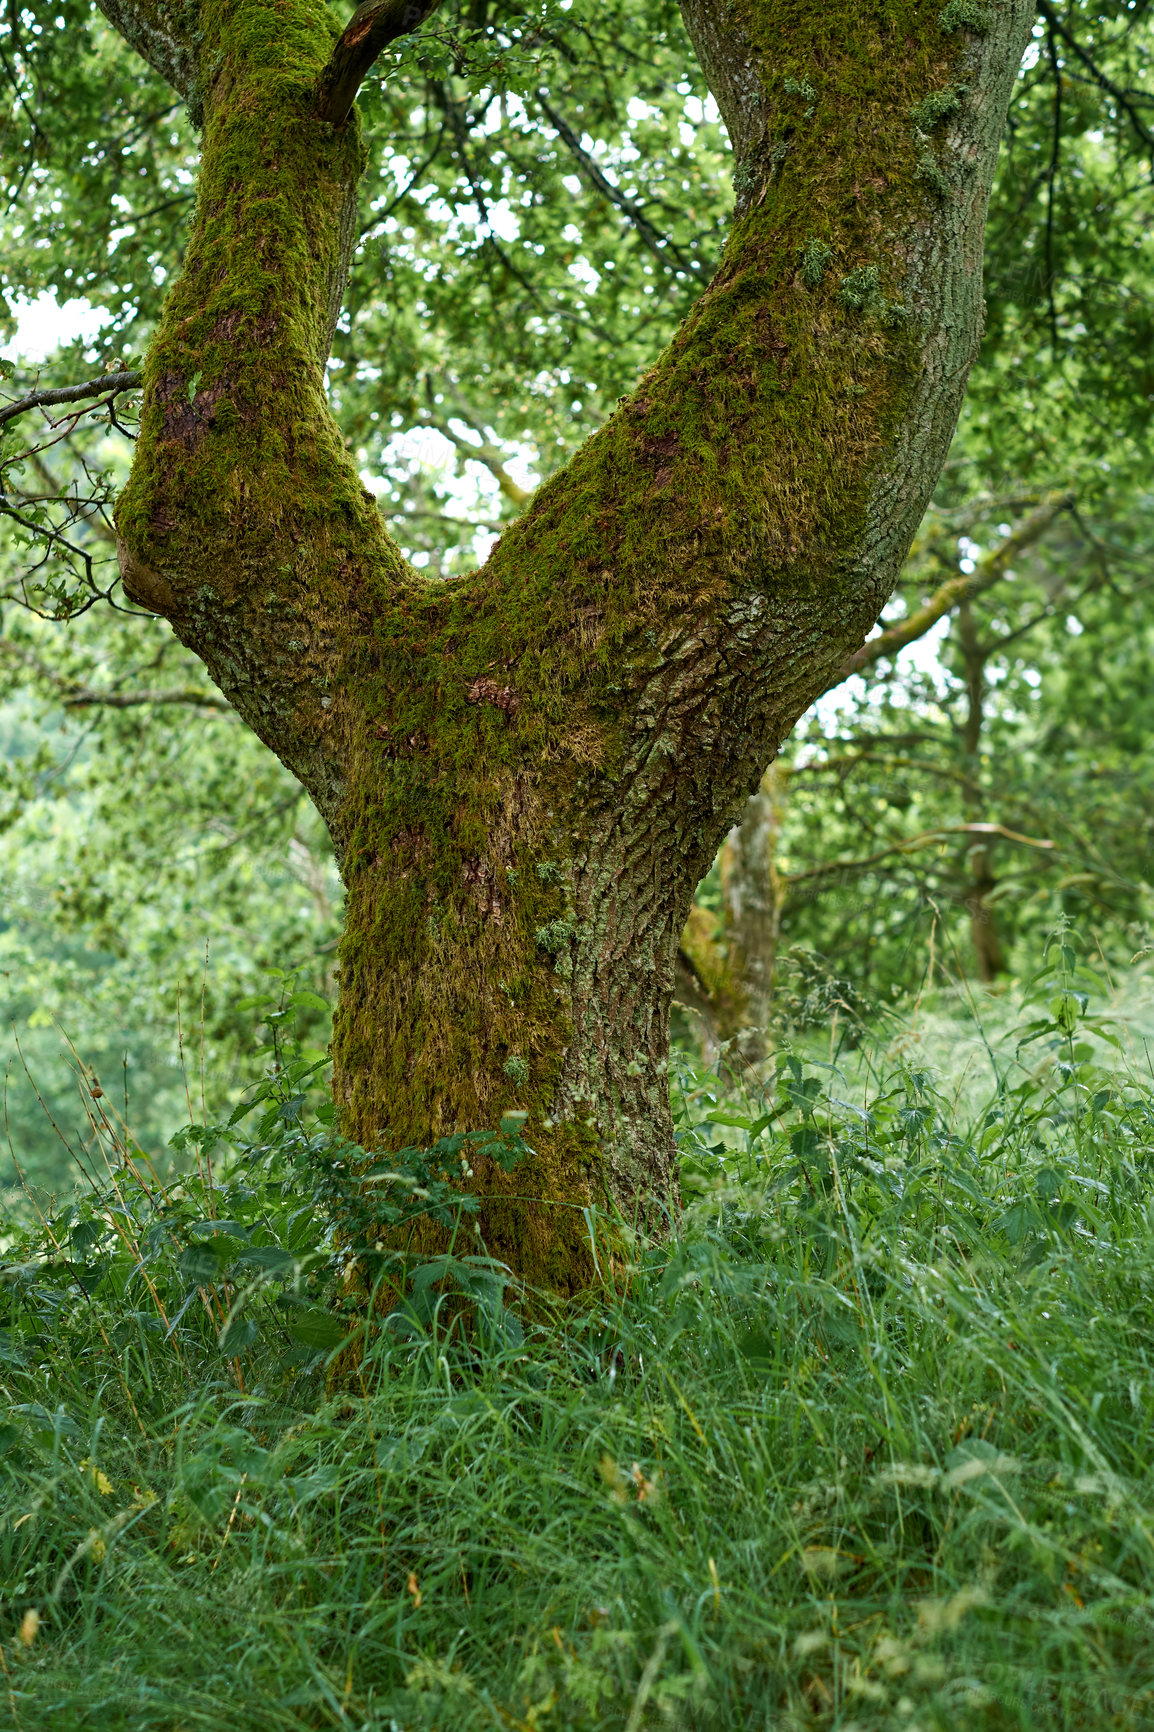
[2,931,1154,1729]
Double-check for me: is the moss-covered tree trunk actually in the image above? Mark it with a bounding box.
[102,0,1033,1286]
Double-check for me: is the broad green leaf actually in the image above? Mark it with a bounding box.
[287,1310,347,1351]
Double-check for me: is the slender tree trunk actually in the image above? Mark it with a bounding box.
[676,902,746,1067]
[719,759,787,1064]
[708,492,1071,1025]
[101,0,1034,1285]
[957,596,1005,981]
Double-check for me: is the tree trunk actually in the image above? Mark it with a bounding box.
[719,759,787,1064]
[957,596,1006,981]
[102,0,1034,1285]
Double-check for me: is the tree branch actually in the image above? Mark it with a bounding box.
[0,638,229,711]
[830,489,1073,686]
[783,822,1056,887]
[535,90,700,276]
[421,402,533,507]
[316,0,443,125]
[91,0,197,100]
[0,371,141,430]
[63,686,232,711]
[1035,0,1154,159]
[793,751,983,799]
[387,506,506,533]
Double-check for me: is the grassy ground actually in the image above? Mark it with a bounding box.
[2,934,1154,1729]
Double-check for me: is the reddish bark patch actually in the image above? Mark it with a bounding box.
[639,428,680,494]
[643,430,680,462]
[156,369,230,452]
[209,308,278,346]
[467,676,520,718]
[461,856,503,923]
[213,309,245,342]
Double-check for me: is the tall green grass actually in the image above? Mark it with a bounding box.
[2,932,1154,1729]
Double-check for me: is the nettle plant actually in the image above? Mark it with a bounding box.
[0,979,533,1391]
[669,926,1154,1291]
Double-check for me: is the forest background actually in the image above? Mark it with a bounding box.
[1,0,1153,1182]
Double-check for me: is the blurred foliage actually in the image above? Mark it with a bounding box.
[771,491,1154,1007]
[0,610,341,1185]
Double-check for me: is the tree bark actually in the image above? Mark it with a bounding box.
[718,759,787,1064]
[99,0,1034,1286]
[957,595,1006,980]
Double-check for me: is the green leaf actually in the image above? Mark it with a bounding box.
[375,1432,428,1471]
[1049,992,1087,1033]
[11,1403,83,1441]
[235,1246,297,1277]
[0,1329,27,1367]
[178,1240,237,1284]
[71,1219,103,1257]
[998,1201,1041,1243]
[219,1315,260,1353]
[287,1309,347,1351]
[735,1328,777,1371]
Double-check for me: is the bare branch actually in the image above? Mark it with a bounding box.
[19,448,119,548]
[535,90,701,276]
[0,637,230,710]
[0,371,141,430]
[830,489,1074,686]
[783,822,1056,888]
[316,0,443,125]
[64,686,232,711]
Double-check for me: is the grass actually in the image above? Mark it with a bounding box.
[2,932,1154,1729]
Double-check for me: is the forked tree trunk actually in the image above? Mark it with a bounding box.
[102,0,1033,1286]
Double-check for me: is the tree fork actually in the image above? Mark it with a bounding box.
[105,0,1034,1286]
